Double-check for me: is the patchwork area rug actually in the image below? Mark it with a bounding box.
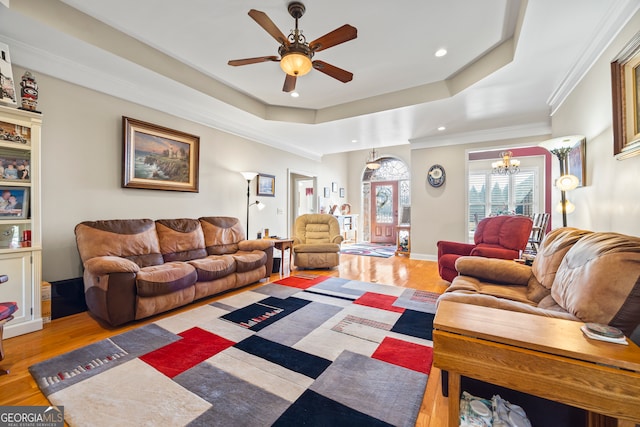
[29,276,439,427]
[340,243,397,258]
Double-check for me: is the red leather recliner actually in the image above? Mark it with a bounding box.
[437,215,533,282]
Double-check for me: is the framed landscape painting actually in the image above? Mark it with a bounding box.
[257,173,275,197]
[122,117,199,192]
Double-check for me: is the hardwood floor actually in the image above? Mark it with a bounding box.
[0,254,451,426]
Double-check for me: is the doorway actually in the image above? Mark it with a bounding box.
[288,169,317,237]
[370,181,398,243]
[361,157,410,243]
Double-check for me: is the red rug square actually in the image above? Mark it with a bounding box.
[354,292,405,313]
[273,275,328,289]
[140,327,235,378]
[372,336,433,374]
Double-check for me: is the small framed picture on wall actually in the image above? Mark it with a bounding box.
[339,188,345,198]
[257,173,275,197]
[332,182,338,192]
[323,187,330,198]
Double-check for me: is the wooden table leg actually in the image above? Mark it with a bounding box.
[448,371,461,426]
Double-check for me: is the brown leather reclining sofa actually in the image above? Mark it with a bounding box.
[75,216,274,326]
[438,227,640,340]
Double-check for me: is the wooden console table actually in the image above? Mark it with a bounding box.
[433,301,640,427]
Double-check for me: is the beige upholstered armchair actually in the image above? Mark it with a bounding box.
[293,214,344,269]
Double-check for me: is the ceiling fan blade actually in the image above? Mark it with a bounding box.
[312,60,353,83]
[283,74,297,92]
[228,56,279,66]
[309,24,357,52]
[248,9,289,45]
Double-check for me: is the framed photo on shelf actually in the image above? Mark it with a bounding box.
[611,30,640,160]
[257,173,275,197]
[0,187,28,219]
[0,119,30,145]
[0,149,30,181]
[122,117,200,192]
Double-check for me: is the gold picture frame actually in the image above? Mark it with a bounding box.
[122,117,199,192]
[611,30,640,160]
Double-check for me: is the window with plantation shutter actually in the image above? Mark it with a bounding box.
[467,168,538,242]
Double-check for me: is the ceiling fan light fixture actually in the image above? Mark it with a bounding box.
[280,51,313,76]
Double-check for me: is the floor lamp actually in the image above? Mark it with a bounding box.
[539,135,583,227]
[240,171,265,237]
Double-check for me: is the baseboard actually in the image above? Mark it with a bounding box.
[50,277,87,319]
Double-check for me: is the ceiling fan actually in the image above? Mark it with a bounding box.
[228,1,357,93]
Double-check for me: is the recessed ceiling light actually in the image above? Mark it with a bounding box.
[351,139,358,143]
[435,48,447,57]
[290,91,299,98]
[438,126,446,131]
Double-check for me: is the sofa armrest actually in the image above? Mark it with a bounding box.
[331,235,344,244]
[238,239,275,251]
[437,240,475,257]
[455,256,531,286]
[83,256,140,276]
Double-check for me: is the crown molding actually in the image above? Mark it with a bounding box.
[547,0,640,115]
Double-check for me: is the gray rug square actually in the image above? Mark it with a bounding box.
[175,362,291,427]
[310,351,427,427]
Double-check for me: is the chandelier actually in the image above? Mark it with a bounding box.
[492,151,520,175]
[366,148,381,170]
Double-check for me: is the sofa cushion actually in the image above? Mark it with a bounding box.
[232,251,267,273]
[551,232,640,336]
[156,218,207,262]
[136,262,197,297]
[532,228,593,289]
[293,243,341,253]
[474,215,532,251]
[188,255,236,281]
[294,214,342,244]
[75,219,163,267]
[199,216,244,255]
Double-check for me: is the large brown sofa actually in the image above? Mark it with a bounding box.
[438,227,640,340]
[75,216,274,326]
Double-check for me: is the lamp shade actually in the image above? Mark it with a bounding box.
[280,52,313,76]
[556,174,579,191]
[240,171,258,181]
[556,199,575,214]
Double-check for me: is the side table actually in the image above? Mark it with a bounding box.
[265,238,294,277]
[433,300,640,427]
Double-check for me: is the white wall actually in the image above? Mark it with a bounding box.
[551,10,640,235]
[18,66,346,282]
[409,136,547,260]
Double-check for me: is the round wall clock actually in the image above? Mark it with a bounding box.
[427,164,446,187]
